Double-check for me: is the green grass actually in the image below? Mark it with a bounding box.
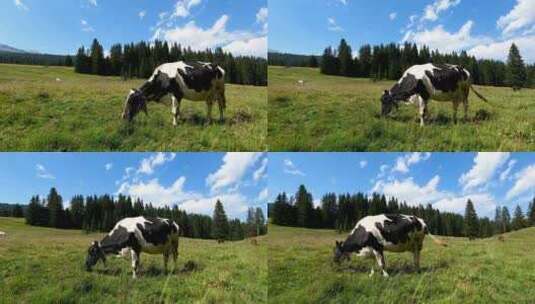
[0,64,267,151]
[268,66,535,151]
[268,224,535,303]
[0,218,267,304]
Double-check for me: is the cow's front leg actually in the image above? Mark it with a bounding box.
[413,249,421,272]
[172,96,182,126]
[369,266,375,277]
[418,97,427,127]
[163,252,169,274]
[206,100,213,124]
[373,250,389,277]
[452,101,459,124]
[131,250,139,279]
[217,99,224,123]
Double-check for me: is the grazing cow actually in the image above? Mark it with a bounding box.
[333,214,446,277]
[381,63,488,126]
[122,61,226,125]
[0,231,5,237]
[85,216,180,278]
[297,80,305,86]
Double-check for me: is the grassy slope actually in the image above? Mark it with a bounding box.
[268,224,535,304]
[0,64,267,151]
[268,66,535,151]
[0,218,267,304]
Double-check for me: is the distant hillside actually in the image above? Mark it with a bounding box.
[268,51,321,67]
[0,203,26,217]
[0,43,26,53]
[0,49,71,66]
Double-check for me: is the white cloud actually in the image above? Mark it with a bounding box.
[139,10,147,19]
[256,7,268,24]
[459,153,510,191]
[257,188,268,202]
[223,36,267,58]
[283,159,305,176]
[328,17,344,32]
[359,160,368,168]
[81,19,95,32]
[337,0,348,5]
[14,0,28,10]
[422,0,461,22]
[468,35,535,63]
[392,152,431,174]
[88,0,97,7]
[253,157,268,182]
[372,175,497,216]
[173,0,202,18]
[105,163,113,171]
[500,159,517,182]
[434,193,496,215]
[179,193,249,218]
[389,12,397,21]
[153,14,267,58]
[372,175,445,205]
[403,20,492,53]
[117,177,194,207]
[36,164,55,180]
[497,0,535,36]
[137,153,176,175]
[206,152,262,193]
[506,164,535,200]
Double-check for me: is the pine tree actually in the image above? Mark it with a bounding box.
[501,206,511,232]
[308,56,318,68]
[295,185,313,227]
[512,205,526,230]
[212,200,229,240]
[90,39,105,75]
[507,43,527,90]
[528,198,535,226]
[494,206,502,233]
[47,187,64,228]
[254,207,266,236]
[25,196,41,225]
[64,55,73,67]
[338,39,353,77]
[464,199,479,240]
[11,204,23,218]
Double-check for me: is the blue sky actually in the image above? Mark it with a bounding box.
[269,153,535,218]
[1,0,267,57]
[0,152,268,220]
[270,0,535,63]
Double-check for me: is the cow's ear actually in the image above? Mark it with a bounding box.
[384,90,389,95]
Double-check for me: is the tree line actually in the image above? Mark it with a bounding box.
[0,51,72,67]
[75,39,267,86]
[269,185,535,239]
[20,187,266,241]
[0,203,24,218]
[269,40,535,89]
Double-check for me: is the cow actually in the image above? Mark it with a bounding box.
[380,63,489,126]
[122,61,226,126]
[85,216,180,279]
[333,214,446,277]
[0,231,5,237]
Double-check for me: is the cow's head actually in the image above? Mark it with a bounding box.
[85,241,106,271]
[122,89,148,122]
[380,90,396,116]
[333,241,351,264]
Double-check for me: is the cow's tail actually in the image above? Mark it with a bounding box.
[426,230,448,247]
[470,85,489,103]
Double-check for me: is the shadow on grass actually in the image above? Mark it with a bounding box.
[94,260,202,278]
[334,260,449,275]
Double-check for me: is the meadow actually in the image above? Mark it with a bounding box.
[0,64,267,151]
[0,217,267,304]
[268,224,535,303]
[268,66,535,151]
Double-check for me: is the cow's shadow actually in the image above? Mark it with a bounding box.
[178,111,253,126]
[94,260,201,277]
[338,260,449,275]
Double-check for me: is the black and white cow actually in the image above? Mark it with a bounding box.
[381,63,488,126]
[333,214,446,277]
[122,61,226,125]
[85,216,180,278]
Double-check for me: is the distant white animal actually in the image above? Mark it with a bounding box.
[56,78,62,82]
[0,231,6,237]
[297,80,305,86]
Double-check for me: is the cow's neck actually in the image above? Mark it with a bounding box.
[98,236,122,254]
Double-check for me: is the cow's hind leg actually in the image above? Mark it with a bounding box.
[172,96,182,126]
[413,249,421,272]
[418,96,427,127]
[172,238,179,271]
[131,250,140,279]
[452,100,460,124]
[163,251,169,274]
[463,98,469,123]
[206,100,213,124]
[373,250,389,277]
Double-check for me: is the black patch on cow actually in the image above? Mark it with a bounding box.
[140,71,175,102]
[374,214,423,245]
[99,226,139,254]
[342,226,382,253]
[425,64,468,92]
[177,62,220,93]
[136,217,172,246]
[389,73,430,101]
